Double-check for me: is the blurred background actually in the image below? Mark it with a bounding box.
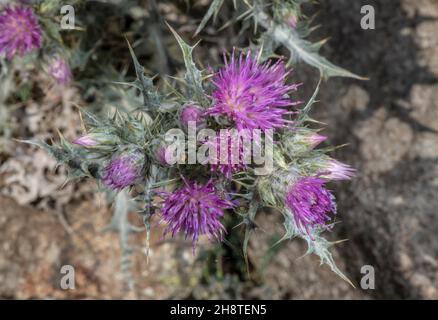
[0,0,437,299]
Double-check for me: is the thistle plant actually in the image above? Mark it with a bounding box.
[195,0,365,79]
[33,20,356,285]
[0,1,80,102]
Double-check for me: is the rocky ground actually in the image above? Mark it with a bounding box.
[0,0,437,299]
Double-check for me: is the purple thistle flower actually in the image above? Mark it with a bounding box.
[180,104,205,130]
[0,6,42,59]
[102,153,144,190]
[72,135,97,147]
[159,178,234,249]
[319,159,356,181]
[207,51,300,131]
[286,177,337,235]
[48,55,72,85]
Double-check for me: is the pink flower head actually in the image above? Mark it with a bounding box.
[286,177,337,235]
[49,55,72,85]
[0,6,42,59]
[102,153,144,190]
[208,51,300,131]
[159,178,234,250]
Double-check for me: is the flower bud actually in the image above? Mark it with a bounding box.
[102,149,145,190]
[318,159,356,181]
[48,55,72,85]
[286,14,297,28]
[72,132,119,149]
[179,104,205,131]
[73,135,97,147]
[155,144,168,166]
[286,177,337,234]
[306,133,327,148]
[283,129,327,155]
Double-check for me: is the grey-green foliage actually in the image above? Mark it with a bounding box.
[195,0,365,79]
[125,41,162,112]
[102,190,143,291]
[282,209,354,286]
[167,23,209,107]
[22,132,99,181]
[256,11,364,79]
[0,59,14,150]
[25,45,170,289]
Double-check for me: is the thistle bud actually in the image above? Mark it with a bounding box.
[48,55,72,85]
[155,143,178,167]
[286,13,297,28]
[179,104,205,131]
[155,144,168,166]
[286,177,337,234]
[102,149,145,190]
[283,129,327,155]
[72,132,119,150]
[279,4,300,29]
[257,168,299,208]
[306,133,327,148]
[73,135,97,147]
[318,159,356,181]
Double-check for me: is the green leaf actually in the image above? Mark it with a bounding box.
[276,209,354,286]
[274,210,300,245]
[256,11,366,80]
[126,40,162,111]
[298,76,322,123]
[166,23,208,107]
[303,232,355,287]
[242,198,259,276]
[102,190,138,290]
[137,164,159,263]
[39,17,63,43]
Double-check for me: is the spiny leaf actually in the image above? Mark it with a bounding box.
[276,209,353,286]
[303,232,355,287]
[137,164,159,263]
[273,210,300,246]
[298,76,322,123]
[256,11,366,79]
[166,23,208,107]
[194,0,224,36]
[242,198,259,277]
[102,190,137,290]
[126,40,161,111]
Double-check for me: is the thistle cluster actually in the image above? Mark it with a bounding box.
[0,4,73,84]
[40,27,355,281]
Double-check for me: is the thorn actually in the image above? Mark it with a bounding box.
[78,109,86,134]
